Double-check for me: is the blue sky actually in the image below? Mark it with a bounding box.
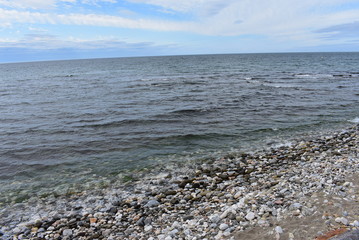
[1,0,359,62]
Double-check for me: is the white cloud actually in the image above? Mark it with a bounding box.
[1,0,359,52]
[0,8,194,32]
[0,33,174,51]
[0,0,114,9]
[0,0,60,9]
[81,0,116,4]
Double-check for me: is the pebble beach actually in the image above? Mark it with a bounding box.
[1,124,359,240]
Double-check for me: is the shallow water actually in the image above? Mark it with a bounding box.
[0,53,359,203]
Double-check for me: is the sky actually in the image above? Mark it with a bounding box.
[1,0,359,62]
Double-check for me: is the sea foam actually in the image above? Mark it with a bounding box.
[349,117,359,123]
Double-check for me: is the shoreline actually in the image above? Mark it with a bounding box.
[1,124,359,239]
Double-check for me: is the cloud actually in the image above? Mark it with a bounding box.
[1,1,359,38]
[0,8,193,31]
[316,21,359,39]
[81,0,116,4]
[127,0,236,17]
[0,0,114,9]
[1,0,359,57]
[0,33,176,51]
[0,32,181,62]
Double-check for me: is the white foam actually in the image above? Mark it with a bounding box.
[349,117,359,123]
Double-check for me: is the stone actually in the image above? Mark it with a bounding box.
[275,226,283,234]
[144,225,153,232]
[62,229,73,237]
[219,223,229,230]
[209,214,221,223]
[335,217,349,225]
[169,229,179,236]
[145,200,160,208]
[245,212,255,221]
[89,218,97,224]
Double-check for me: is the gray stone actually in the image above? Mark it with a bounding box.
[219,223,229,230]
[62,229,73,236]
[209,214,221,223]
[145,200,160,208]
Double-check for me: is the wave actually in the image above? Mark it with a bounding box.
[170,107,220,116]
[348,117,359,123]
[293,73,334,79]
[78,118,182,129]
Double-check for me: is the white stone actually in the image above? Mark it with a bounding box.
[245,212,255,221]
[234,191,242,199]
[169,229,178,236]
[145,200,160,207]
[183,229,192,235]
[335,217,348,225]
[144,225,153,232]
[220,210,229,219]
[219,223,229,230]
[62,229,73,236]
[275,226,283,234]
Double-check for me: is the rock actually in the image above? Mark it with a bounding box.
[62,229,73,237]
[209,214,221,223]
[289,203,302,210]
[169,229,179,236]
[245,212,255,221]
[275,226,283,234]
[144,225,153,232]
[89,218,97,224]
[335,217,349,225]
[219,223,229,230]
[102,229,112,237]
[145,200,160,208]
[136,217,145,226]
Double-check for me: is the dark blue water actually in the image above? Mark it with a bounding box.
[1,53,359,204]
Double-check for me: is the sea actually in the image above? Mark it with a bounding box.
[1,52,359,205]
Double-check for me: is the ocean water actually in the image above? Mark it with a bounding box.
[1,52,359,204]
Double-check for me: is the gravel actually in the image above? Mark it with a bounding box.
[1,124,359,240]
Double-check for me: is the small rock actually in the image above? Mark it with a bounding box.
[136,217,145,226]
[62,229,73,237]
[245,212,255,221]
[144,225,153,232]
[275,226,283,234]
[209,214,221,223]
[145,200,160,208]
[169,229,179,236]
[335,217,349,225]
[219,223,229,230]
[89,218,97,224]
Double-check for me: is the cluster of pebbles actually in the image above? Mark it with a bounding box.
[1,125,359,240]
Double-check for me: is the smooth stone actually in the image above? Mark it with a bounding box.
[209,214,221,223]
[145,200,160,208]
[144,225,153,232]
[169,229,179,236]
[62,229,73,236]
[219,223,229,230]
[335,217,349,225]
[275,226,283,234]
[245,212,255,221]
